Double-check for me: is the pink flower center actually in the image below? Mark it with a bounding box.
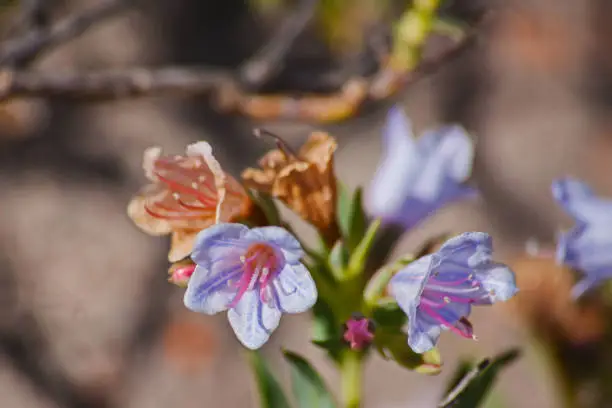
[228,242,284,308]
[418,272,483,340]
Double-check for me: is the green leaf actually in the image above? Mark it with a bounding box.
[247,190,282,226]
[336,184,367,252]
[311,300,343,361]
[374,330,442,375]
[363,255,413,306]
[370,300,407,329]
[432,16,467,41]
[438,349,520,408]
[283,350,338,408]
[328,240,349,280]
[346,219,381,279]
[247,351,291,408]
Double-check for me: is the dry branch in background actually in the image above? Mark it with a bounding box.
[0,0,491,123]
[0,22,481,122]
[0,0,132,67]
[239,0,319,89]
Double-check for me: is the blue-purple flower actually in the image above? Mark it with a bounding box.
[389,232,518,353]
[183,223,317,349]
[552,178,612,298]
[365,106,477,230]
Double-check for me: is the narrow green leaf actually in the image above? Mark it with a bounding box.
[346,219,381,279]
[363,255,412,306]
[328,240,349,280]
[247,351,292,408]
[247,190,282,226]
[438,349,520,408]
[283,350,338,408]
[336,184,367,252]
[311,300,343,361]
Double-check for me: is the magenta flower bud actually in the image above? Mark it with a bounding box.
[343,314,375,351]
[168,262,196,287]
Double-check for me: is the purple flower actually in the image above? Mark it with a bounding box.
[365,106,477,230]
[552,178,612,298]
[389,232,517,353]
[183,223,317,349]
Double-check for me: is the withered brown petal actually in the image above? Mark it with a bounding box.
[241,167,276,193]
[273,161,335,229]
[299,131,337,172]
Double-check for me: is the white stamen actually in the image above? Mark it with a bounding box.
[172,192,180,200]
[191,182,198,189]
[443,296,451,303]
[240,256,246,263]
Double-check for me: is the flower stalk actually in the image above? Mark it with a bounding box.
[340,350,363,408]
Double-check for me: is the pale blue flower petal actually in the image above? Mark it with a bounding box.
[474,263,518,303]
[366,107,477,230]
[390,232,517,353]
[416,126,475,183]
[227,290,281,350]
[184,264,239,314]
[389,255,434,310]
[272,263,317,313]
[366,107,418,223]
[437,232,493,268]
[552,178,612,296]
[407,316,442,354]
[191,223,249,266]
[243,226,304,263]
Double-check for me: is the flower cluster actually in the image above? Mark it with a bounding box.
[127,106,522,359]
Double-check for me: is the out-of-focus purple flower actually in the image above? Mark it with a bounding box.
[184,223,317,349]
[389,232,518,353]
[552,178,612,298]
[343,314,375,350]
[365,106,477,230]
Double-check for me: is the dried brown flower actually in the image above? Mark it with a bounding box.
[242,130,339,242]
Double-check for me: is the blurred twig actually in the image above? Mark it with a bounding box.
[239,0,319,88]
[0,67,232,99]
[0,22,484,119]
[0,0,132,67]
[0,2,492,123]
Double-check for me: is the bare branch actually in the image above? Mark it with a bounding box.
[0,12,490,123]
[0,67,232,100]
[0,0,132,67]
[239,0,319,88]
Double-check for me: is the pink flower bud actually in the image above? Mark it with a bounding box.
[343,315,375,351]
[168,263,196,287]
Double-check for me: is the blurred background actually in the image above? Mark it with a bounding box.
[1,0,612,407]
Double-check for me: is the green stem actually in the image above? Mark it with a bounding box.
[340,351,363,408]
